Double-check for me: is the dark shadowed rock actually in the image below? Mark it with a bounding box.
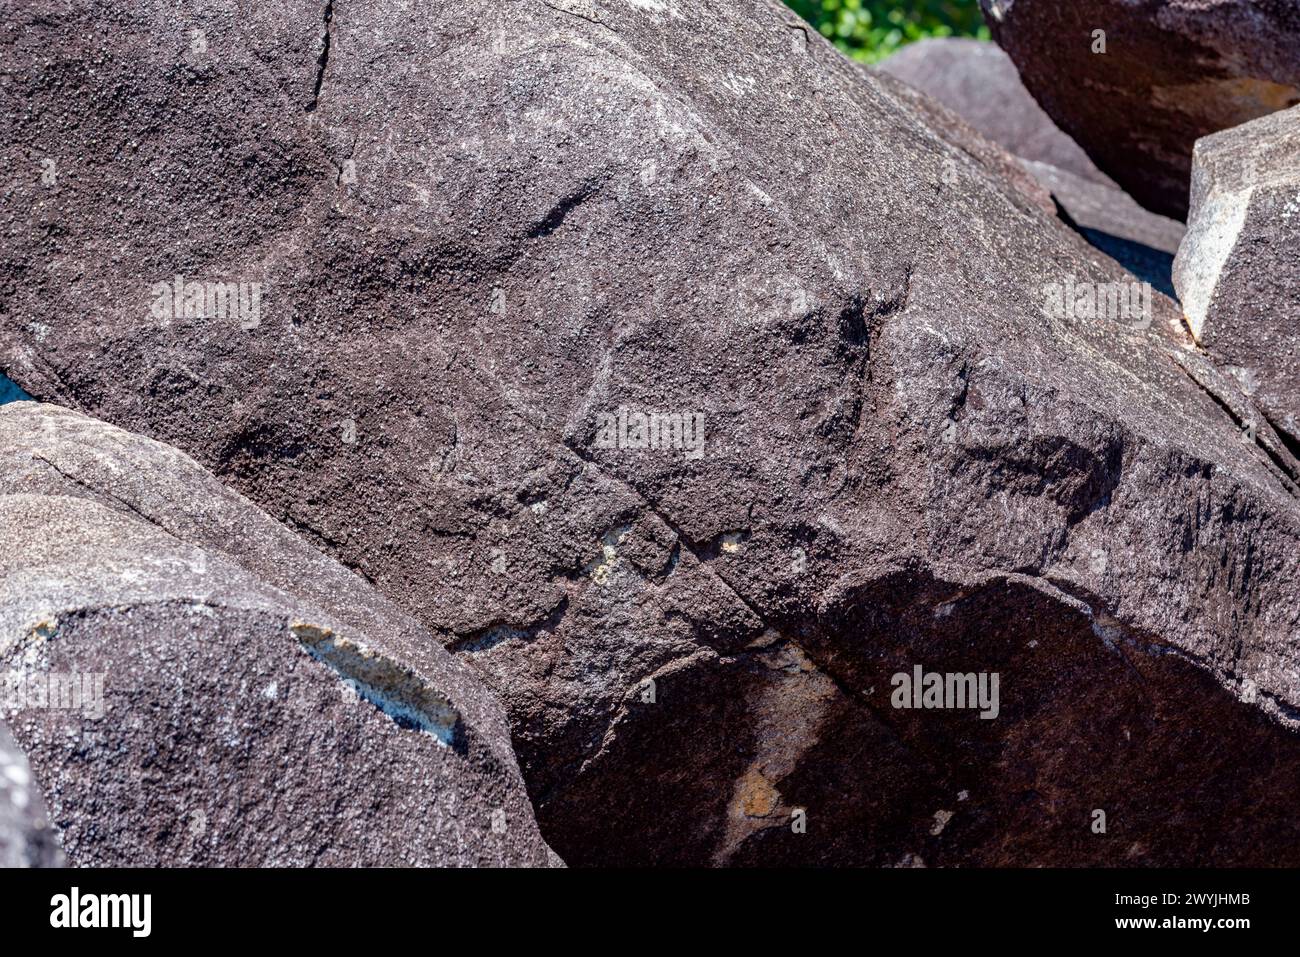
[0,402,555,866]
[877,37,1109,185]
[2,0,1299,866]
[1174,106,1300,449]
[980,0,1300,219]
[0,720,63,867]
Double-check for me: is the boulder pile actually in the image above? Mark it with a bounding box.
[979,0,1300,218]
[0,0,1296,866]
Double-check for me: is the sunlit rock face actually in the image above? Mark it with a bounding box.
[1174,105,1300,449]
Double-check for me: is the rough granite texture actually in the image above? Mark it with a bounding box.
[1,0,1298,866]
[1173,105,1300,449]
[0,402,555,866]
[980,0,1300,219]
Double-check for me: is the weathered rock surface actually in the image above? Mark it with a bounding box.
[980,0,1300,219]
[2,0,1299,866]
[0,720,62,867]
[1173,106,1300,448]
[0,402,555,867]
[878,37,1109,186]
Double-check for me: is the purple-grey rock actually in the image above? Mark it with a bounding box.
[876,38,1185,297]
[0,401,556,866]
[1,0,1299,867]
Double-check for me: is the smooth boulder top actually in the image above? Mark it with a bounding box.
[0,401,556,866]
[980,0,1300,219]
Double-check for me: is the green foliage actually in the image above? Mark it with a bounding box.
[784,0,989,63]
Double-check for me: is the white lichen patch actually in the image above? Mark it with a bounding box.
[1284,190,1300,221]
[586,524,632,584]
[619,0,680,17]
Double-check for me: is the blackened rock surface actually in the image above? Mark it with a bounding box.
[980,0,1300,219]
[1173,106,1300,447]
[877,37,1110,186]
[2,0,1300,865]
[0,402,554,867]
[0,720,63,867]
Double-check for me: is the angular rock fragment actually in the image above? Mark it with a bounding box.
[980,0,1300,218]
[878,37,1110,186]
[0,720,62,867]
[0,402,555,867]
[2,0,1299,866]
[1173,106,1300,448]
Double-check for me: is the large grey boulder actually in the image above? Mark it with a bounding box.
[1173,105,1300,448]
[0,721,62,867]
[2,0,1299,866]
[0,402,555,866]
[981,0,1300,219]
